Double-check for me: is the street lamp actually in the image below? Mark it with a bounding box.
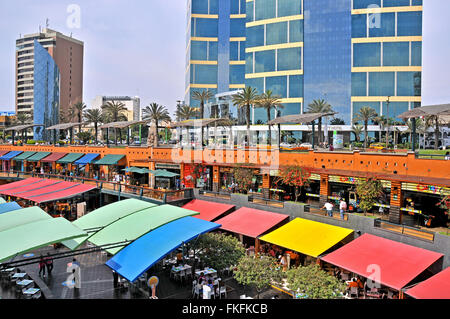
[386,96,391,147]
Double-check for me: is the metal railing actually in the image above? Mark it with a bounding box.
[198,190,231,200]
[415,153,448,160]
[0,170,193,204]
[374,218,435,242]
[304,205,349,221]
[248,194,285,208]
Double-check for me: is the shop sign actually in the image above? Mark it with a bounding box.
[401,183,450,196]
[155,163,180,170]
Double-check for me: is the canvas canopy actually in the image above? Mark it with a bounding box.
[183,199,235,221]
[95,155,125,165]
[405,267,450,299]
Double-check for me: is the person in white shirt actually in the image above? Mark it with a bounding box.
[323,202,334,217]
[339,199,347,220]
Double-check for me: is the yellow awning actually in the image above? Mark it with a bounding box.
[259,218,354,258]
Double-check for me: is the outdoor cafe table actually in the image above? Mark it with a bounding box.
[17,279,34,289]
[11,273,27,280]
[195,268,217,278]
[172,265,192,273]
[22,288,41,299]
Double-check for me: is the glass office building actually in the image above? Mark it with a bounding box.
[33,40,60,141]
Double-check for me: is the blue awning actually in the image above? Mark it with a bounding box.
[0,202,22,215]
[0,151,23,160]
[106,217,221,282]
[74,153,100,165]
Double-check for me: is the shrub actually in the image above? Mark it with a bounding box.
[26,140,36,145]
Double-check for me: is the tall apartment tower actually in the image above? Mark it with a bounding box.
[185,0,247,110]
[15,28,84,140]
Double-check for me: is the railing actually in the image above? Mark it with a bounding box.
[374,218,435,242]
[0,170,193,204]
[415,153,447,160]
[198,190,231,200]
[248,194,284,208]
[304,205,349,221]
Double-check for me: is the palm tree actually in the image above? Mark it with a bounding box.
[351,124,364,143]
[142,103,171,146]
[306,99,333,145]
[405,118,425,149]
[175,105,198,121]
[102,101,128,145]
[72,102,87,132]
[14,113,32,141]
[254,90,284,146]
[353,106,378,149]
[83,108,103,144]
[425,115,442,150]
[192,90,214,146]
[376,115,395,147]
[232,86,258,146]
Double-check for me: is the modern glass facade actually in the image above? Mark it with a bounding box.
[33,40,60,141]
[185,0,246,111]
[185,0,423,124]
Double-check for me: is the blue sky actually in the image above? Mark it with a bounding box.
[0,1,449,116]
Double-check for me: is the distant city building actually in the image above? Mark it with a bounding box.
[91,96,141,121]
[15,28,84,140]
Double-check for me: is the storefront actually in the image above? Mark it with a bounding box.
[304,174,321,206]
[154,163,181,189]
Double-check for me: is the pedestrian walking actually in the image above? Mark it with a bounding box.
[45,253,54,275]
[323,201,334,217]
[339,199,347,220]
[38,255,46,277]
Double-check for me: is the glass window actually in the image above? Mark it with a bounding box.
[352,14,366,38]
[230,18,246,37]
[241,0,246,15]
[397,72,421,96]
[255,0,276,21]
[246,1,254,22]
[209,42,218,60]
[411,42,422,66]
[353,0,380,9]
[194,65,218,84]
[412,0,423,5]
[277,47,301,71]
[383,0,410,6]
[246,25,265,48]
[230,42,239,61]
[281,103,301,116]
[352,102,380,122]
[289,19,303,42]
[246,53,253,74]
[209,0,218,14]
[352,72,367,96]
[277,0,301,17]
[266,76,287,98]
[369,13,395,37]
[353,43,381,67]
[383,42,409,66]
[382,102,409,120]
[231,0,240,14]
[266,22,288,45]
[397,12,422,36]
[190,88,217,107]
[369,72,395,96]
[230,65,245,84]
[255,50,275,73]
[289,75,303,98]
[192,0,208,14]
[240,41,246,61]
[195,18,218,37]
[191,41,207,60]
[245,78,264,95]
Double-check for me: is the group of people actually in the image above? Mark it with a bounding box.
[322,198,348,220]
[260,244,304,271]
[38,253,54,278]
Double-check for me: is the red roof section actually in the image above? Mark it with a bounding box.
[214,207,289,238]
[0,178,42,192]
[29,184,96,203]
[183,199,235,221]
[40,152,68,163]
[406,267,450,299]
[321,233,444,290]
[0,150,8,157]
[3,180,61,197]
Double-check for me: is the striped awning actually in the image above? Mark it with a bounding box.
[40,152,68,163]
[26,152,52,162]
[12,151,36,162]
[95,155,125,165]
[0,151,23,160]
[56,153,85,164]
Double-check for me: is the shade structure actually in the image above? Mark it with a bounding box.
[26,152,52,162]
[106,217,221,282]
[150,169,180,177]
[321,234,444,291]
[0,202,22,215]
[56,153,84,164]
[0,179,61,197]
[62,199,158,250]
[0,151,23,160]
[0,218,87,262]
[0,150,9,157]
[183,199,235,221]
[74,153,100,165]
[123,167,151,174]
[0,206,51,232]
[88,205,199,255]
[406,267,450,299]
[95,154,125,165]
[12,151,36,162]
[267,112,337,125]
[214,207,288,238]
[0,177,43,192]
[28,183,96,204]
[40,152,68,163]
[259,218,354,258]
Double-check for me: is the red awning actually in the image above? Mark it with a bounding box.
[29,183,96,203]
[14,181,75,199]
[40,152,68,163]
[214,207,289,238]
[321,233,444,291]
[0,178,43,192]
[0,150,8,157]
[183,199,235,221]
[3,180,61,197]
[406,267,450,299]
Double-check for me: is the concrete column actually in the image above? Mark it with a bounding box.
[319,174,330,207]
[389,181,403,224]
[213,165,219,192]
[262,173,270,199]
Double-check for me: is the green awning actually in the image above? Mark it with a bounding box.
[123,167,151,174]
[26,152,52,162]
[88,205,199,255]
[62,199,158,250]
[12,152,37,162]
[150,169,180,178]
[0,218,88,262]
[56,153,85,164]
[95,155,125,165]
[0,207,51,232]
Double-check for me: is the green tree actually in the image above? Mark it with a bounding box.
[175,105,198,121]
[13,113,32,142]
[192,90,214,146]
[232,86,258,146]
[285,264,347,299]
[355,178,384,215]
[232,167,255,193]
[254,90,284,146]
[306,99,333,145]
[102,101,128,145]
[351,124,363,143]
[353,106,378,149]
[142,103,171,147]
[83,108,103,144]
[234,255,283,299]
[275,166,311,202]
[425,115,442,150]
[76,131,93,144]
[405,118,424,149]
[330,118,345,125]
[72,102,87,132]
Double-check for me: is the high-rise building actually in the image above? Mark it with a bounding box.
[15,28,84,140]
[90,96,141,121]
[186,0,423,125]
[185,0,247,110]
